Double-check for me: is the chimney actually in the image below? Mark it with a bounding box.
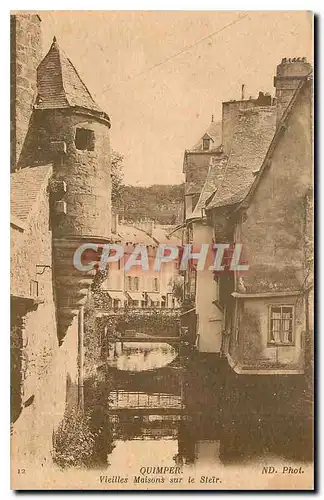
[241,84,245,100]
[274,57,312,123]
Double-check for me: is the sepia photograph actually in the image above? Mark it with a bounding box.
[10,10,314,490]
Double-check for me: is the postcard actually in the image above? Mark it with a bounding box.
[10,10,314,490]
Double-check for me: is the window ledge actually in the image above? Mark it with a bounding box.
[267,342,295,347]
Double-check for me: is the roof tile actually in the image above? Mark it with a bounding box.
[190,120,222,151]
[35,38,106,118]
[11,165,52,224]
[188,153,228,220]
[206,106,276,210]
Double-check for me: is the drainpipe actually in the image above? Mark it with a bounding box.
[78,305,84,409]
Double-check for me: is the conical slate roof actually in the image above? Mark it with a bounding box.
[34,37,109,122]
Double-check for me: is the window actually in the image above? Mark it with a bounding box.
[203,138,210,151]
[75,128,95,151]
[268,305,294,345]
[126,276,132,291]
[153,277,159,292]
[126,276,140,291]
[30,280,39,297]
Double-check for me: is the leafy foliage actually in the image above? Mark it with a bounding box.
[83,293,103,377]
[97,308,180,337]
[169,276,184,305]
[111,150,124,210]
[110,148,184,223]
[84,274,116,374]
[84,373,116,467]
[52,407,96,469]
[119,183,184,224]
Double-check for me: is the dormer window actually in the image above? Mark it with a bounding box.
[75,128,95,151]
[203,138,210,150]
[202,133,213,151]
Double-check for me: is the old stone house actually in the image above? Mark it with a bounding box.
[181,119,223,348]
[217,61,313,375]
[98,219,182,311]
[183,92,276,353]
[182,57,313,377]
[11,14,112,464]
[183,119,222,219]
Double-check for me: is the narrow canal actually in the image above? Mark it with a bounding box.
[83,341,313,472]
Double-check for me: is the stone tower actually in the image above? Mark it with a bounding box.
[274,57,312,123]
[10,14,42,169]
[34,38,112,343]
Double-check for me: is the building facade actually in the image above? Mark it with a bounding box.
[220,65,313,375]
[99,220,182,310]
[182,57,313,376]
[10,14,112,464]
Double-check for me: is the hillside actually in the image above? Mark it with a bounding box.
[118,184,184,224]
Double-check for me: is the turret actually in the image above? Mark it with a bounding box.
[34,38,112,342]
[35,37,111,239]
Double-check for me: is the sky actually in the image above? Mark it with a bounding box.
[39,11,313,186]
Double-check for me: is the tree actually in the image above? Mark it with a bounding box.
[169,276,185,305]
[111,150,124,209]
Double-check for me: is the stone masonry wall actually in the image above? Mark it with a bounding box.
[10,14,42,169]
[11,174,79,466]
[239,81,312,294]
[11,168,52,298]
[20,109,112,238]
[11,167,58,400]
[11,316,79,469]
[229,81,312,374]
[274,58,312,124]
[222,95,273,154]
